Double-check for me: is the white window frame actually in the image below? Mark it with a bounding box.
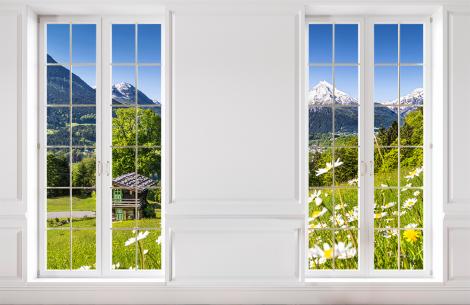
[305,15,432,278]
[38,16,166,278]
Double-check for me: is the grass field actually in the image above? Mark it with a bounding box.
[47,216,162,270]
[47,195,96,212]
[308,165,424,270]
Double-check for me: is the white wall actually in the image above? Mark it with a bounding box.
[0,1,470,304]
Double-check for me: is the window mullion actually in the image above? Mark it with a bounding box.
[363,17,376,276]
[100,19,113,276]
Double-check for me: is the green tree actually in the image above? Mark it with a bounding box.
[112,108,161,179]
[72,157,96,197]
[47,151,69,197]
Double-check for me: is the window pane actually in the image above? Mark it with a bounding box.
[72,24,96,63]
[112,230,137,270]
[112,66,136,105]
[47,65,70,104]
[47,148,70,187]
[400,147,423,187]
[400,229,423,269]
[112,188,137,228]
[72,149,96,187]
[112,24,135,63]
[72,189,96,228]
[72,107,96,147]
[137,230,162,270]
[309,148,333,187]
[71,230,96,270]
[47,189,70,228]
[335,24,358,64]
[308,189,334,228]
[308,229,334,269]
[335,66,358,102]
[374,24,398,64]
[333,229,358,269]
[309,66,332,92]
[47,229,71,270]
[309,24,333,63]
[400,24,423,64]
[138,66,161,105]
[112,107,137,146]
[47,24,69,63]
[374,229,399,269]
[374,147,398,187]
[47,107,70,146]
[374,188,398,228]
[138,24,161,63]
[400,107,423,146]
[400,188,423,228]
[333,148,358,186]
[71,66,96,105]
[112,148,136,179]
[400,66,423,101]
[335,108,358,143]
[137,107,161,147]
[374,66,398,105]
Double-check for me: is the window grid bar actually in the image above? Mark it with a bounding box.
[47,62,96,67]
[134,23,140,270]
[68,22,73,271]
[331,23,336,270]
[374,63,423,67]
[47,104,96,108]
[397,23,402,270]
[111,62,161,67]
[309,63,359,67]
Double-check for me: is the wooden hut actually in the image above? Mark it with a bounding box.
[112,172,156,221]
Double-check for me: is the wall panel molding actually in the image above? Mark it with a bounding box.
[446,11,470,212]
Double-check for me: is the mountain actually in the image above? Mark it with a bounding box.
[47,55,161,145]
[380,88,424,116]
[47,55,160,107]
[308,81,423,139]
[112,82,160,106]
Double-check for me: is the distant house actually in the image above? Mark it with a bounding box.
[112,173,156,221]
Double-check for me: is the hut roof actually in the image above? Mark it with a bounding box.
[112,172,156,191]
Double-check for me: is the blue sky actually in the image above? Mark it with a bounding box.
[47,24,161,101]
[309,24,423,102]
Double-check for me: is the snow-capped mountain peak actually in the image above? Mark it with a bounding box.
[112,82,159,106]
[309,81,358,106]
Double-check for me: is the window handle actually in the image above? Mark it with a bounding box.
[106,161,110,176]
[97,160,102,176]
[360,161,367,176]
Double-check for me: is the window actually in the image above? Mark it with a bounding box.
[40,18,163,275]
[307,19,428,275]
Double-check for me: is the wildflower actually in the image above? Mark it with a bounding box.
[375,211,388,219]
[405,167,423,180]
[156,236,163,245]
[79,266,91,270]
[310,207,328,222]
[413,190,421,197]
[382,230,398,239]
[309,190,323,206]
[143,249,149,255]
[402,183,412,191]
[125,231,150,247]
[315,158,344,176]
[403,227,421,243]
[309,243,334,264]
[348,178,358,186]
[402,198,418,209]
[335,242,357,259]
[111,263,121,270]
[382,201,397,209]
